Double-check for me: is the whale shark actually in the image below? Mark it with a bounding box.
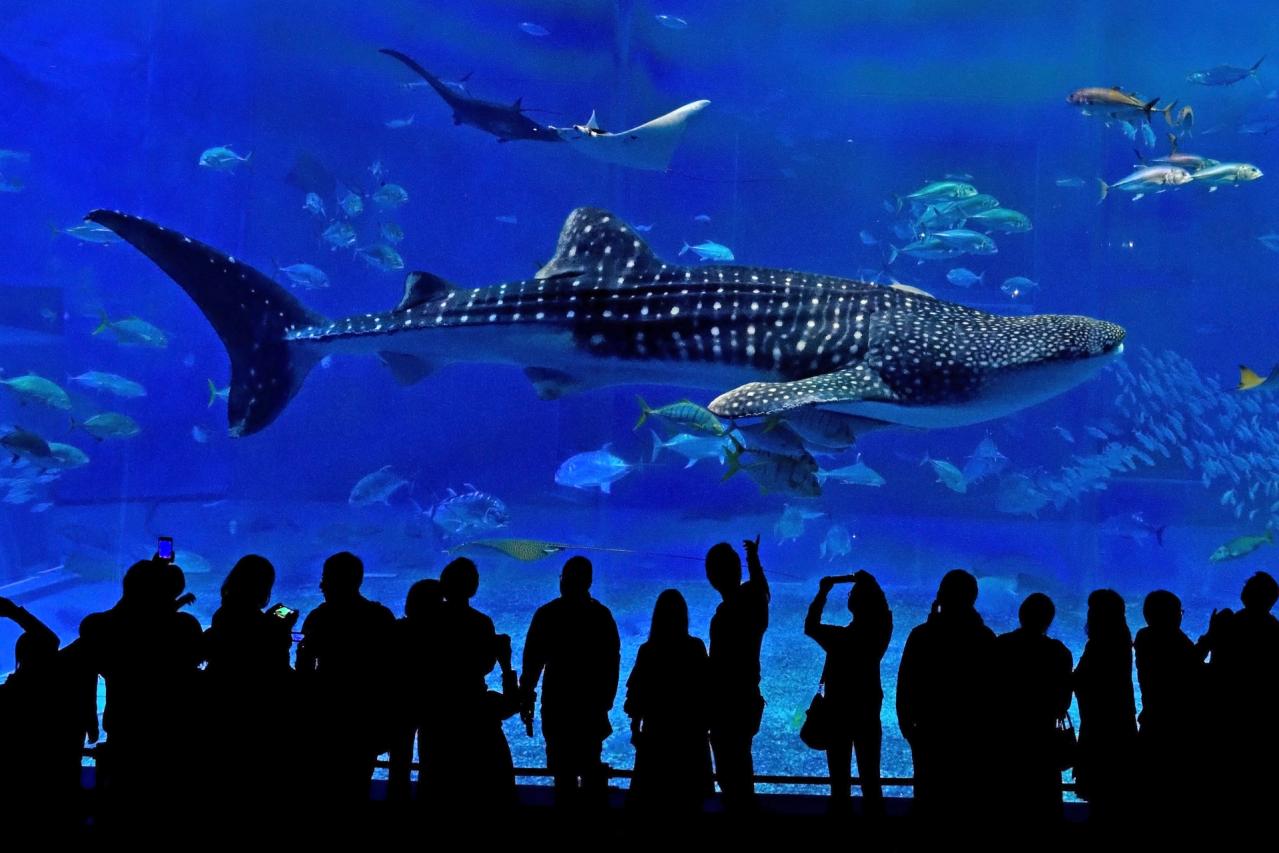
[84,207,1126,438]
[380,48,562,143]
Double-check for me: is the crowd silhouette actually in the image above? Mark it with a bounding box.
[1,537,1278,837]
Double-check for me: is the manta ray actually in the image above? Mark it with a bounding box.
[84,207,1126,438]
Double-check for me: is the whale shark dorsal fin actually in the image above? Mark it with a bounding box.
[535,207,658,282]
[397,271,455,311]
[708,364,897,419]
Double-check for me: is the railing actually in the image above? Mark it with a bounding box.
[82,748,1078,793]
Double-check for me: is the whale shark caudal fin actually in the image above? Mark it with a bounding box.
[86,210,328,436]
[708,363,898,419]
[534,207,660,281]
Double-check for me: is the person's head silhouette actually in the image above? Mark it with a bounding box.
[1086,588,1129,642]
[649,588,689,642]
[14,629,57,671]
[222,554,275,610]
[405,578,443,620]
[440,557,479,603]
[1018,592,1055,634]
[935,568,978,614]
[705,542,742,597]
[560,555,592,599]
[320,551,364,603]
[1240,571,1279,613]
[849,573,887,620]
[1143,589,1183,631]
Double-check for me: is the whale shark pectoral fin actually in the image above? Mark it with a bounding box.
[535,207,658,282]
[708,364,896,419]
[378,351,435,386]
[524,366,580,400]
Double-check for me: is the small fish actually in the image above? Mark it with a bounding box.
[372,183,409,208]
[1053,425,1075,443]
[995,473,1050,517]
[1141,122,1156,149]
[198,146,251,172]
[93,311,168,347]
[775,503,824,544]
[1001,276,1039,298]
[1258,233,1279,253]
[931,229,997,255]
[555,445,634,494]
[966,208,1032,233]
[820,524,855,561]
[46,442,89,469]
[655,14,688,30]
[207,379,230,406]
[649,430,732,468]
[816,457,886,487]
[69,371,146,399]
[771,408,863,453]
[896,181,978,210]
[693,214,712,223]
[946,267,984,288]
[191,425,209,444]
[1187,55,1265,86]
[635,396,726,435]
[1100,511,1166,546]
[274,262,329,289]
[356,244,405,272]
[1,427,54,466]
[723,439,821,497]
[679,240,735,262]
[321,221,357,250]
[349,465,411,506]
[1098,165,1193,202]
[73,412,141,440]
[384,114,415,129]
[1210,529,1273,562]
[369,160,386,180]
[55,222,122,244]
[320,355,333,369]
[303,192,326,217]
[338,189,364,218]
[961,435,1008,486]
[0,374,72,410]
[30,502,53,513]
[927,457,968,493]
[897,237,965,261]
[519,22,550,37]
[380,222,405,244]
[1055,177,1086,188]
[430,485,510,537]
[1190,162,1263,190]
[1085,426,1110,441]
[1237,364,1279,392]
[1121,120,1138,141]
[182,353,196,368]
[633,224,654,233]
[858,229,879,246]
[495,215,519,225]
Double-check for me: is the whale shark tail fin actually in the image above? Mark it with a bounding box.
[85,210,328,437]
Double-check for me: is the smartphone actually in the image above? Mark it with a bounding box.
[270,604,297,620]
[157,536,175,563]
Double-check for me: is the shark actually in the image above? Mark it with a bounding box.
[380,48,561,143]
[84,207,1126,439]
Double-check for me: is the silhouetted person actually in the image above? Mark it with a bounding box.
[0,597,95,827]
[705,536,769,810]
[295,551,395,808]
[389,578,444,802]
[991,593,1073,824]
[896,568,995,820]
[1133,589,1204,820]
[77,558,202,827]
[625,589,713,813]
[430,558,499,809]
[521,556,620,808]
[1197,571,1279,820]
[804,571,892,815]
[478,633,522,808]
[1072,588,1136,823]
[202,555,298,822]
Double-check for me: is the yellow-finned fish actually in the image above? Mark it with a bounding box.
[1237,363,1279,392]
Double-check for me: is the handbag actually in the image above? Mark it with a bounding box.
[1053,712,1077,771]
[799,682,830,751]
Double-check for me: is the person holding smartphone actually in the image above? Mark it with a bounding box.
[804,570,893,815]
[202,554,299,821]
